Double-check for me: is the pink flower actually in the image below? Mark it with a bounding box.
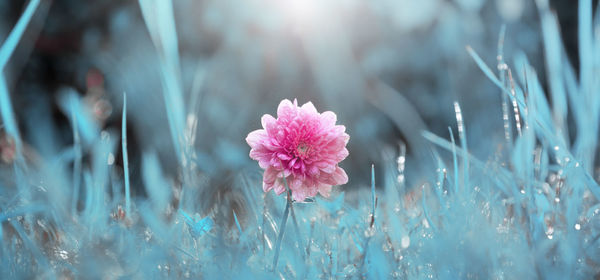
[246,99,349,201]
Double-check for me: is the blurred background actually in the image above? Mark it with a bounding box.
[0,0,592,195]
[4,1,600,278]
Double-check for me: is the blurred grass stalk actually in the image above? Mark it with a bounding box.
[0,0,47,161]
[138,0,186,164]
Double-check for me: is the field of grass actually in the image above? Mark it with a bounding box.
[0,0,599,279]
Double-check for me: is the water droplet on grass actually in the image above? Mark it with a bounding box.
[56,249,69,260]
[401,236,410,248]
[107,153,115,165]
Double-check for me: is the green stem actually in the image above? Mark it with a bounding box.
[272,190,291,270]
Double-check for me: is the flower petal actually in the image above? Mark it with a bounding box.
[332,166,348,185]
[246,129,267,148]
[337,148,349,162]
[277,99,295,119]
[318,161,336,173]
[320,166,348,185]
[301,101,318,115]
[277,153,292,160]
[320,111,337,127]
[291,185,308,201]
[263,181,274,192]
[261,114,276,129]
[273,180,286,195]
[263,167,279,184]
[317,184,332,197]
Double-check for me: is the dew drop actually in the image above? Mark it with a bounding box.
[401,236,410,249]
[397,156,405,165]
[364,227,376,237]
[145,228,153,242]
[496,224,508,234]
[56,249,69,260]
[394,203,401,213]
[397,174,405,183]
[107,153,115,165]
[382,242,392,252]
[422,219,430,228]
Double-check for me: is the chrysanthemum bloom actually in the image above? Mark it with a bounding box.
[246,99,349,201]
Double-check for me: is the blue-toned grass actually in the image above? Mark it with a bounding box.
[0,0,599,279]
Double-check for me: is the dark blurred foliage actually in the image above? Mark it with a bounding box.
[0,0,590,193]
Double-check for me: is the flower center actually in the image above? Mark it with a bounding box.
[296,142,311,158]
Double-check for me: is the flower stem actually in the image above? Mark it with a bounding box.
[282,176,304,260]
[272,190,291,270]
[289,199,303,258]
